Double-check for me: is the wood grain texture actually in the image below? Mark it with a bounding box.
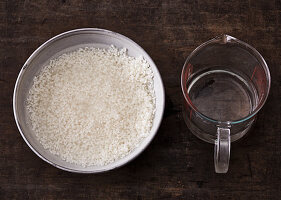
[0,0,280,199]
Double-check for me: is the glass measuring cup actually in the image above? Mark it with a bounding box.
[181,35,271,173]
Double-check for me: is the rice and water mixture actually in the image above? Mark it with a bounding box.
[26,46,155,167]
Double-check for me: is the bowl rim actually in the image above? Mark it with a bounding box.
[13,28,165,173]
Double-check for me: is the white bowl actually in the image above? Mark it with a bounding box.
[13,28,165,173]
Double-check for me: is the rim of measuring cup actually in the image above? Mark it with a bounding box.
[181,34,271,125]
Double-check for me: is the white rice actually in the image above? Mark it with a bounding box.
[26,45,155,167]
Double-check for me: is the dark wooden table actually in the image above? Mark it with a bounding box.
[1,0,280,199]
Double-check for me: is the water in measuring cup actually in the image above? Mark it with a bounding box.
[187,68,258,122]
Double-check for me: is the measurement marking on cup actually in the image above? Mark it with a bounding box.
[251,66,257,81]
[185,63,194,120]
[187,63,193,77]
[185,63,193,81]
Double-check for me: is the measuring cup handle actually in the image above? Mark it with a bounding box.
[214,127,231,173]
